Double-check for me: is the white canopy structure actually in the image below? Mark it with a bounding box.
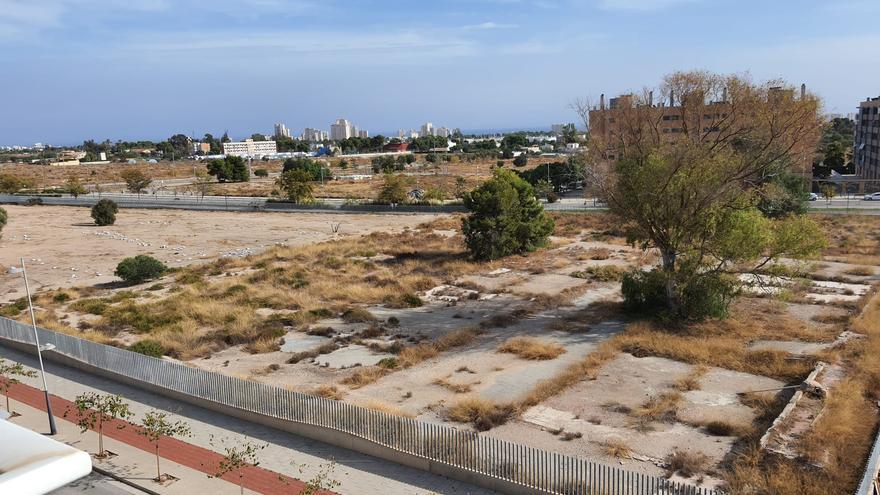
[0,419,92,494]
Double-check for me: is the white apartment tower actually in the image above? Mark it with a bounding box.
[420,122,434,137]
[330,118,368,141]
[274,123,291,139]
[222,139,277,157]
[302,128,328,142]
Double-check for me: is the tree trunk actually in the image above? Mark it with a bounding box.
[660,249,678,314]
[156,442,161,480]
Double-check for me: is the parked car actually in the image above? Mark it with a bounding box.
[864,192,880,201]
[808,192,819,201]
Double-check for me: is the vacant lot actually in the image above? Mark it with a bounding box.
[0,205,435,303]
[3,210,878,493]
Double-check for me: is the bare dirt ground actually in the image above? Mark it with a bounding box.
[0,205,435,303]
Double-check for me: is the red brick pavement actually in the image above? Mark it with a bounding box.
[8,381,336,495]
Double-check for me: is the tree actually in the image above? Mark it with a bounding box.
[590,71,825,318]
[138,411,191,482]
[462,169,555,261]
[115,255,167,284]
[91,199,119,226]
[282,157,330,182]
[65,392,133,458]
[210,437,266,495]
[296,461,340,495]
[190,169,214,200]
[0,207,6,236]
[513,154,528,167]
[0,359,36,413]
[275,170,314,203]
[207,156,249,182]
[454,177,468,199]
[376,174,408,204]
[66,177,87,198]
[120,169,152,196]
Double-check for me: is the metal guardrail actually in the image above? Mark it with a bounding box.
[0,316,720,495]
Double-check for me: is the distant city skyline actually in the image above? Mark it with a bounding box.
[2,0,878,146]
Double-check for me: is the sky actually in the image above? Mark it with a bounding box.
[1,0,879,146]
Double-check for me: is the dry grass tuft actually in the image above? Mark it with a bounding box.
[518,340,618,410]
[244,336,280,354]
[340,366,389,388]
[634,391,682,424]
[397,327,481,368]
[361,400,414,418]
[497,336,565,360]
[673,365,709,392]
[313,384,345,400]
[665,449,710,478]
[600,438,632,459]
[843,266,875,277]
[433,377,474,394]
[446,396,515,431]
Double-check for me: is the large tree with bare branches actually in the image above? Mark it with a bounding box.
[585,71,825,318]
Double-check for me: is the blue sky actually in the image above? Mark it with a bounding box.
[1,0,878,145]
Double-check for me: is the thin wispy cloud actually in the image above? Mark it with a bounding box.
[462,21,519,30]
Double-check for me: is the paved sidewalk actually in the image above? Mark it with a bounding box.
[0,344,495,495]
[8,382,323,495]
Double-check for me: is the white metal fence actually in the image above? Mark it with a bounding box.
[0,316,720,495]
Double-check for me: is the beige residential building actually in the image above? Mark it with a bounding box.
[222,139,277,157]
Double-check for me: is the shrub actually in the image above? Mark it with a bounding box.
[128,339,166,358]
[513,154,528,167]
[0,207,6,234]
[91,199,118,226]
[341,307,376,323]
[52,292,71,303]
[377,357,399,369]
[446,397,514,431]
[400,293,423,308]
[665,449,709,478]
[570,265,626,282]
[69,298,109,315]
[462,169,554,260]
[253,168,269,177]
[115,255,167,284]
[622,269,735,320]
[497,336,565,360]
[376,174,409,204]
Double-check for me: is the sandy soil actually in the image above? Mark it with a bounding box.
[0,205,435,302]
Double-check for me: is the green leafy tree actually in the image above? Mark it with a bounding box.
[138,411,191,482]
[65,392,133,458]
[376,174,409,204]
[282,158,330,182]
[66,177,87,198]
[253,168,269,177]
[120,169,152,196]
[210,437,266,495]
[115,255,167,284]
[275,170,314,203]
[513,154,528,167]
[207,156,249,182]
[91,199,118,226]
[295,461,341,495]
[462,169,555,260]
[0,359,37,413]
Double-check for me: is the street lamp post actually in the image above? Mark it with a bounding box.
[20,258,57,435]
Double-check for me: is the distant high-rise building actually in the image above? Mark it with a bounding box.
[302,128,328,142]
[274,123,291,139]
[436,127,450,138]
[420,122,434,137]
[330,118,367,141]
[856,96,880,183]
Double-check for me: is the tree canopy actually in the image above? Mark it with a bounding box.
[462,169,555,261]
[282,157,330,181]
[590,71,825,319]
[207,156,249,182]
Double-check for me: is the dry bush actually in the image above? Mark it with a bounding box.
[665,449,709,478]
[341,307,376,323]
[361,400,414,418]
[244,336,280,354]
[433,377,473,394]
[600,438,632,459]
[446,396,515,431]
[497,336,565,360]
[340,366,389,388]
[582,247,613,260]
[634,391,682,424]
[518,340,619,409]
[701,420,751,438]
[313,385,345,400]
[397,327,480,368]
[844,266,875,276]
[673,365,708,392]
[569,265,626,282]
[811,310,851,325]
[287,342,337,364]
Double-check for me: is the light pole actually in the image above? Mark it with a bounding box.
[21,258,57,435]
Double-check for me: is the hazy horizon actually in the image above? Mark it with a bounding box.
[2,0,878,146]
